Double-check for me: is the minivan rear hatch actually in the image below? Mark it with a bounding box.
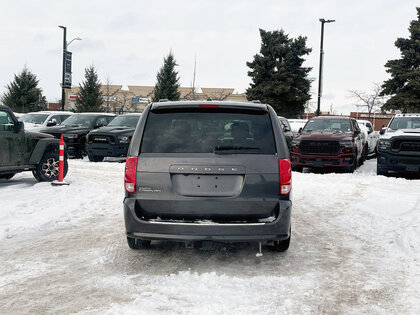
[135,105,280,220]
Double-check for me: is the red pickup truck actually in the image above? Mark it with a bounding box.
[290,116,365,172]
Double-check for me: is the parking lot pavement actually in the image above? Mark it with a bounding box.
[0,158,419,314]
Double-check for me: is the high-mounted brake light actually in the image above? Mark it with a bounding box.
[279,158,292,195]
[124,156,138,193]
[199,104,219,108]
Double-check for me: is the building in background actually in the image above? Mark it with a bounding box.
[63,85,247,112]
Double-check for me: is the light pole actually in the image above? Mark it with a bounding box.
[58,26,81,111]
[316,18,335,116]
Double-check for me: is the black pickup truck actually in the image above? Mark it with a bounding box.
[377,113,420,176]
[86,113,141,162]
[0,105,68,181]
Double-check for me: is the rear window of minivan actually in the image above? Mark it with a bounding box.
[140,109,276,154]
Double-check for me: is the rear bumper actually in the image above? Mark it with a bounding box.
[377,151,420,173]
[86,143,129,157]
[123,198,292,242]
[291,152,354,168]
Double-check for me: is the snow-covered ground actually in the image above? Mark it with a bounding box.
[0,159,419,314]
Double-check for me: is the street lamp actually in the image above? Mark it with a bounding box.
[316,18,335,116]
[58,26,81,111]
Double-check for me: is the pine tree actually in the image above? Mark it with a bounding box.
[152,52,180,102]
[75,66,104,112]
[381,7,420,112]
[246,29,312,117]
[1,66,47,113]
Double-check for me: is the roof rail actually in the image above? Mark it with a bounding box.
[251,100,261,104]
[158,99,169,102]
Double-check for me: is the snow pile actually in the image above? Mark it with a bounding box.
[0,159,125,240]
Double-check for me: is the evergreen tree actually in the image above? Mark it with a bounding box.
[246,29,312,117]
[152,52,180,102]
[381,7,420,112]
[75,66,104,112]
[1,66,47,113]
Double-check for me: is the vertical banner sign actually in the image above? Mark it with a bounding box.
[64,51,72,88]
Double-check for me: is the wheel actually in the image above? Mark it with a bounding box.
[33,150,68,182]
[88,154,104,162]
[269,227,291,252]
[292,165,303,172]
[360,145,368,166]
[75,139,87,159]
[377,167,388,177]
[127,237,151,250]
[344,152,357,173]
[0,173,15,180]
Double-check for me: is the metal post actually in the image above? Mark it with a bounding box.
[316,19,335,116]
[59,26,67,111]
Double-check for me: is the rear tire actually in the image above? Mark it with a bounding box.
[88,154,104,162]
[127,237,151,250]
[269,227,291,252]
[33,150,68,182]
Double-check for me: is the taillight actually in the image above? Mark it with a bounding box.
[124,156,138,193]
[279,158,292,195]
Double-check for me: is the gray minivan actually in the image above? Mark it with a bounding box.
[123,101,292,251]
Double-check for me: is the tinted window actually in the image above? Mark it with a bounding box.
[61,115,96,127]
[0,110,14,131]
[95,117,109,127]
[141,109,276,154]
[108,115,140,128]
[50,115,62,124]
[21,113,49,124]
[304,119,352,132]
[389,117,420,130]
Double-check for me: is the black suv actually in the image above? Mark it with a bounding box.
[377,113,420,176]
[41,113,115,158]
[86,113,141,162]
[0,105,68,181]
[123,101,292,251]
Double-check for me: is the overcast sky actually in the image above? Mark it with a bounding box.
[0,0,418,114]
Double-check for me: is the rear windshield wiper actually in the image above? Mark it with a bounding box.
[214,145,261,152]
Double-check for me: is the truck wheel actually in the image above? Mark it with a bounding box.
[360,145,368,166]
[377,166,388,177]
[344,152,357,173]
[33,150,68,182]
[88,154,104,162]
[75,140,87,159]
[127,237,151,250]
[0,173,15,180]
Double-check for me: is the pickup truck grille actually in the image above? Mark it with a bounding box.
[90,135,116,144]
[392,139,420,152]
[299,140,340,155]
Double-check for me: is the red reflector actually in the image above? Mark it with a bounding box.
[124,156,138,193]
[278,158,292,195]
[199,104,219,108]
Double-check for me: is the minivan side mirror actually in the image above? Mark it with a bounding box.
[354,129,360,136]
[379,127,386,135]
[298,127,302,134]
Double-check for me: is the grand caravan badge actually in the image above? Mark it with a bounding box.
[138,186,162,193]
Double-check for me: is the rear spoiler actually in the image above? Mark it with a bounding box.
[151,102,269,113]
